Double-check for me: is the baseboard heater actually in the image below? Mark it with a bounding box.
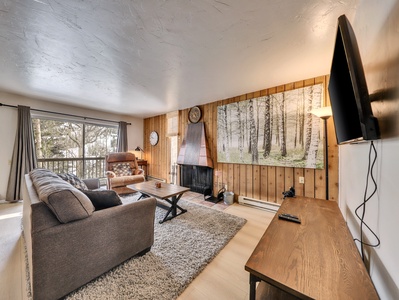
[238,196,280,213]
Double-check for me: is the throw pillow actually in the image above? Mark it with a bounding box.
[30,169,95,223]
[112,163,132,177]
[82,190,122,210]
[47,189,95,223]
[58,173,88,190]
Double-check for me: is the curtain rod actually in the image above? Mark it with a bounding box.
[0,103,131,125]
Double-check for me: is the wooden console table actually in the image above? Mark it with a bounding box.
[245,197,378,300]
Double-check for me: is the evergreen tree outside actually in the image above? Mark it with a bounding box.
[33,118,118,178]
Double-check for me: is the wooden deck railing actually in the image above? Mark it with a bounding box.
[37,157,106,179]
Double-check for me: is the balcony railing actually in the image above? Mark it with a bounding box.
[37,157,106,180]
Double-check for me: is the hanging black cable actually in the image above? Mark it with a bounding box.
[353,141,380,261]
[0,103,131,125]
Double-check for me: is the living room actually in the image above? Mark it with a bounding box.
[0,0,398,299]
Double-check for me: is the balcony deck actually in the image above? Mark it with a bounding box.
[37,157,106,183]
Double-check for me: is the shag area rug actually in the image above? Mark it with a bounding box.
[26,194,246,300]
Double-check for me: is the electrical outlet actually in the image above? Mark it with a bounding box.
[299,176,305,184]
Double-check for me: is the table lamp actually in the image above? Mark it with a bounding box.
[134,146,144,160]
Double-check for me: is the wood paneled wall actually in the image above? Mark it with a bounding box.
[144,75,338,203]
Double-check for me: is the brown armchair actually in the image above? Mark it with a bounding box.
[105,152,145,195]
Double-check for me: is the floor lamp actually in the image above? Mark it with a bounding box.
[311,106,332,200]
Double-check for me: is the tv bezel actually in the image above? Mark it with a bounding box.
[328,15,380,144]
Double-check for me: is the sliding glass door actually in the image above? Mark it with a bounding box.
[32,118,118,179]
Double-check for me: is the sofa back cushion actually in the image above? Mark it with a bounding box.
[57,173,88,190]
[29,169,95,223]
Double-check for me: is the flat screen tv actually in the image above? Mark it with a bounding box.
[328,15,380,144]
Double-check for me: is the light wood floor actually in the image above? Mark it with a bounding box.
[0,199,274,300]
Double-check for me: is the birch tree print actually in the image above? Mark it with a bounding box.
[217,83,324,169]
[302,86,313,160]
[236,102,244,162]
[249,99,259,164]
[306,84,322,168]
[277,93,287,157]
[263,96,271,157]
[219,104,230,161]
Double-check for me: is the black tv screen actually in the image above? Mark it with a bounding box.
[328,15,380,144]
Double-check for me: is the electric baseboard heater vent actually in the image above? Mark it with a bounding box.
[238,196,280,213]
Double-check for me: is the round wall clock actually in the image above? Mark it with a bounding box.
[188,106,202,123]
[149,131,159,146]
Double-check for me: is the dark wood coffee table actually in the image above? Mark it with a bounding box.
[128,181,190,223]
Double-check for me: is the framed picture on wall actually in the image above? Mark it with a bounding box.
[217,83,325,169]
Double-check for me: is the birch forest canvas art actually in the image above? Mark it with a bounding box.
[217,83,325,169]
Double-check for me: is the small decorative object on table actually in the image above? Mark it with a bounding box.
[155,182,162,188]
[282,186,295,199]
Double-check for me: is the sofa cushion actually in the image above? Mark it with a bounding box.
[82,190,122,210]
[29,169,95,223]
[82,178,101,190]
[113,163,132,177]
[58,173,88,190]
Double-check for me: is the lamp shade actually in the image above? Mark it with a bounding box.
[135,146,144,152]
[133,146,144,160]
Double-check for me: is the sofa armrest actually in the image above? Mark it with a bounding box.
[83,178,100,190]
[105,171,116,178]
[105,171,116,189]
[135,168,144,176]
[31,197,157,300]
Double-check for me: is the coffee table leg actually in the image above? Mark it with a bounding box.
[171,195,177,217]
[160,206,174,223]
[159,194,187,224]
[138,193,149,200]
[172,195,187,217]
[249,274,260,300]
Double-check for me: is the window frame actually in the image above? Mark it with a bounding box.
[32,113,118,179]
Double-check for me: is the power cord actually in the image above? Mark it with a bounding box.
[353,141,380,261]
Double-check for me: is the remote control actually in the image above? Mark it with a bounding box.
[278,214,301,224]
[280,213,299,219]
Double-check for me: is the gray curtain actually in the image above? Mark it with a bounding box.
[117,121,128,152]
[6,106,37,202]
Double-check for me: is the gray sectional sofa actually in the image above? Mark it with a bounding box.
[22,169,157,300]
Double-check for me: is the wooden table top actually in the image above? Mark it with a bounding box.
[128,181,190,199]
[245,197,379,300]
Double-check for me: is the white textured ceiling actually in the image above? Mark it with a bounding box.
[0,0,359,118]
